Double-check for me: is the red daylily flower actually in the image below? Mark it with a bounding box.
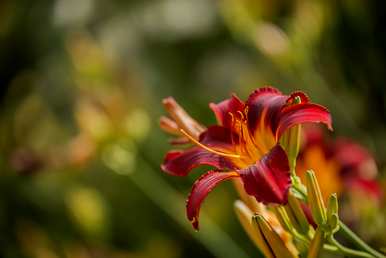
[160,87,332,229]
[297,126,382,201]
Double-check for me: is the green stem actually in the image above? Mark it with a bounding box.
[339,221,385,258]
[291,177,308,201]
[328,235,375,258]
[323,243,338,252]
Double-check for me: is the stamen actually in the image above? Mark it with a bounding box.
[238,119,244,147]
[180,129,242,159]
[237,110,245,121]
[228,112,236,146]
[241,120,258,159]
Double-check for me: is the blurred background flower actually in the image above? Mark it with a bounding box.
[0,0,385,257]
[297,125,383,242]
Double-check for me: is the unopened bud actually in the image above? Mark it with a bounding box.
[327,194,339,233]
[307,228,324,258]
[252,215,298,258]
[288,192,311,234]
[234,201,274,258]
[280,96,302,175]
[305,170,327,225]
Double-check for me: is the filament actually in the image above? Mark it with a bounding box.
[180,129,242,158]
[228,112,236,146]
[237,110,244,120]
[238,119,243,148]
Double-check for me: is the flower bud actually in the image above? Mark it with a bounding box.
[327,193,338,219]
[326,193,339,233]
[288,192,311,234]
[234,201,274,258]
[280,96,302,175]
[305,170,327,225]
[307,228,324,258]
[252,214,298,258]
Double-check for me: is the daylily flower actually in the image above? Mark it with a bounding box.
[296,126,381,202]
[160,87,332,229]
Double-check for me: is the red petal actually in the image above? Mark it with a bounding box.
[209,94,244,128]
[169,137,190,145]
[239,145,291,204]
[275,103,332,140]
[161,147,234,176]
[186,171,239,229]
[334,139,370,167]
[334,139,377,180]
[199,125,239,151]
[249,86,282,96]
[160,116,180,135]
[346,178,382,200]
[286,91,310,104]
[302,125,327,149]
[246,87,288,136]
[162,97,205,139]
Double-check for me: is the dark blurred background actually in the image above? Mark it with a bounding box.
[0,0,385,257]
